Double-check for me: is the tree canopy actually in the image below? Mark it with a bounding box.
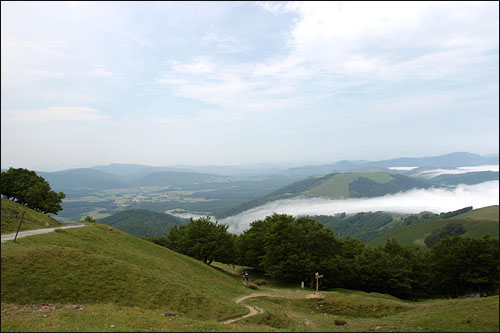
[1,167,66,214]
[151,212,499,300]
[234,214,498,299]
[166,216,235,265]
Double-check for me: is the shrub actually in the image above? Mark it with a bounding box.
[334,319,347,326]
[84,216,96,223]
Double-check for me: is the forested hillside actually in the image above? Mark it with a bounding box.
[98,209,188,237]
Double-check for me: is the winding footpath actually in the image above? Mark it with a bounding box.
[222,293,275,324]
[1,222,85,243]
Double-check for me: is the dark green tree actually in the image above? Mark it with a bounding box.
[84,216,96,223]
[166,216,235,265]
[430,236,499,298]
[1,167,66,214]
[237,218,273,270]
[259,214,341,286]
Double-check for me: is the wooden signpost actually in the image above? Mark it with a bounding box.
[14,211,26,243]
[315,272,323,293]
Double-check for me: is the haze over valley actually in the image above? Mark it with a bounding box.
[2,152,497,233]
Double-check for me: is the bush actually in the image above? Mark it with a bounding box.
[84,216,96,223]
[334,319,347,326]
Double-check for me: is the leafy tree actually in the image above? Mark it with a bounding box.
[237,218,273,271]
[166,216,235,265]
[233,213,496,300]
[1,167,66,214]
[430,236,499,297]
[259,214,341,285]
[84,215,96,223]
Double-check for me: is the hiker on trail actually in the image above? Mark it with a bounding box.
[242,267,249,283]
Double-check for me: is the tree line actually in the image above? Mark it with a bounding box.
[151,214,499,300]
[1,168,66,214]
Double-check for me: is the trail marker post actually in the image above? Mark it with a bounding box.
[315,272,323,293]
[14,211,26,243]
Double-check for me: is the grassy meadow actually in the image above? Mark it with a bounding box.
[368,205,499,247]
[1,198,62,234]
[306,173,394,198]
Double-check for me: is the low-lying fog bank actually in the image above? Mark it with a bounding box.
[221,181,499,234]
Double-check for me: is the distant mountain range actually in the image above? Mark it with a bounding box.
[2,152,497,222]
[278,152,499,178]
[2,151,497,179]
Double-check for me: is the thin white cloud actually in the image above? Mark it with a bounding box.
[156,59,306,111]
[263,1,498,80]
[27,69,66,79]
[388,167,418,171]
[202,31,249,54]
[418,165,500,178]
[221,181,499,234]
[3,107,109,122]
[170,57,215,75]
[87,66,113,78]
[156,2,498,116]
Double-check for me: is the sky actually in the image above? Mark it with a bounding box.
[1,1,499,171]
[221,180,500,233]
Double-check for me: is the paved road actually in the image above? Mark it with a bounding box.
[1,222,85,243]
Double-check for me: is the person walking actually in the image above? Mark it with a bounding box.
[242,267,249,284]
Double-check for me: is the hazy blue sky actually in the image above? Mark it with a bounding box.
[2,1,499,171]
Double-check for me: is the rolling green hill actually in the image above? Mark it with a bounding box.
[1,223,249,321]
[1,198,62,234]
[98,209,188,237]
[368,205,499,247]
[459,205,499,220]
[217,172,433,218]
[2,222,498,332]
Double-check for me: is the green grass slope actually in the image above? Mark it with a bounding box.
[2,224,498,332]
[1,198,62,234]
[368,205,499,247]
[460,205,499,220]
[1,223,249,322]
[98,209,188,237]
[306,172,394,198]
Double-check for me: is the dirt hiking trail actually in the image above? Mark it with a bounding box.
[222,293,275,324]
